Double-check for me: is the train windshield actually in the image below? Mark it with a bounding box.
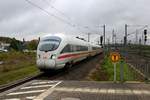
[38,36,61,51]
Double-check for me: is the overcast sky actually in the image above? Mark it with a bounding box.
[0,0,150,44]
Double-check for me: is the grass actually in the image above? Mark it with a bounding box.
[90,55,137,82]
[0,51,40,85]
[0,65,40,85]
[102,56,135,81]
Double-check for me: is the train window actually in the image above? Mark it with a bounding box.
[92,47,99,50]
[71,45,76,52]
[61,44,88,53]
[73,45,88,52]
[38,36,61,51]
[41,36,61,42]
[92,47,96,50]
[81,46,88,51]
[76,46,81,51]
[61,44,71,53]
[38,41,59,52]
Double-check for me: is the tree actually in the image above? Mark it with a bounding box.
[10,38,23,51]
[26,40,38,50]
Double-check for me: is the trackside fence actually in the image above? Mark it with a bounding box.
[105,44,150,82]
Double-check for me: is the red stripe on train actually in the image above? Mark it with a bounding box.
[58,51,91,59]
[57,50,100,59]
[58,53,79,59]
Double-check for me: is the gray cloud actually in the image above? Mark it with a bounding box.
[0,0,150,44]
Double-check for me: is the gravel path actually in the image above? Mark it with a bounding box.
[58,54,104,80]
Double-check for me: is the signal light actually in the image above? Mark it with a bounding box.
[144,29,147,42]
[100,36,103,45]
[145,36,147,42]
[144,29,147,35]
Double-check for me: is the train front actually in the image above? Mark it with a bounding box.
[36,36,61,70]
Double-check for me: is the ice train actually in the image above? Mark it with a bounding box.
[36,34,102,71]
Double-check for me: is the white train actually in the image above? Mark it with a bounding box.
[36,34,102,71]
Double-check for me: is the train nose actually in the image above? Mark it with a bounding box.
[36,59,56,69]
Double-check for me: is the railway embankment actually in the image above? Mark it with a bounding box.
[0,51,40,85]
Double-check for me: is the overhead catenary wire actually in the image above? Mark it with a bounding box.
[146,26,150,31]
[25,0,103,43]
[127,25,148,36]
[45,0,102,32]
[42,0,99,34]
[127,24,148,27]
[25,0,96,34]
[42,0,71,21]
[25,0,75,28]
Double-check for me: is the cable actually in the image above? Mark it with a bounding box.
[146,26,150,31]
[127,24,148,27]
[25,0,75,27]
[43,0,98,33]
[25,0,101,38]
[43,0,91,33]
[127,25,148,36]
[43,0,71,21]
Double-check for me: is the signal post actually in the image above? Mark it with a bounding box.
[110,52,120,82]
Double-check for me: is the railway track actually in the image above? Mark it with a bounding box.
[0,69,68,93]
[0,72,43,93]
[0,53,103,98]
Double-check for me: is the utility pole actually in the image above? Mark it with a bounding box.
[107,38,110,52]
[88,33,90,42]
[142,33,144,45]
[103,25,106,48]
[135,30,138,44]
[107,38,110,45]
[139,38,141,45]
[112,29,115,44]
[100,36,103,47]
[23,38,25,50]
[97,37,99,45]
[125,24,128,46]
[115,34,117,45]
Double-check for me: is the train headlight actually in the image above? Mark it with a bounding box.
[37,54,40,59]
[51,54,56,59]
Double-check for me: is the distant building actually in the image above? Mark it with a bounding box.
[0,42,10,49]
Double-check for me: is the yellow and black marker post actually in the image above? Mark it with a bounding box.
[110,52,120,82]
